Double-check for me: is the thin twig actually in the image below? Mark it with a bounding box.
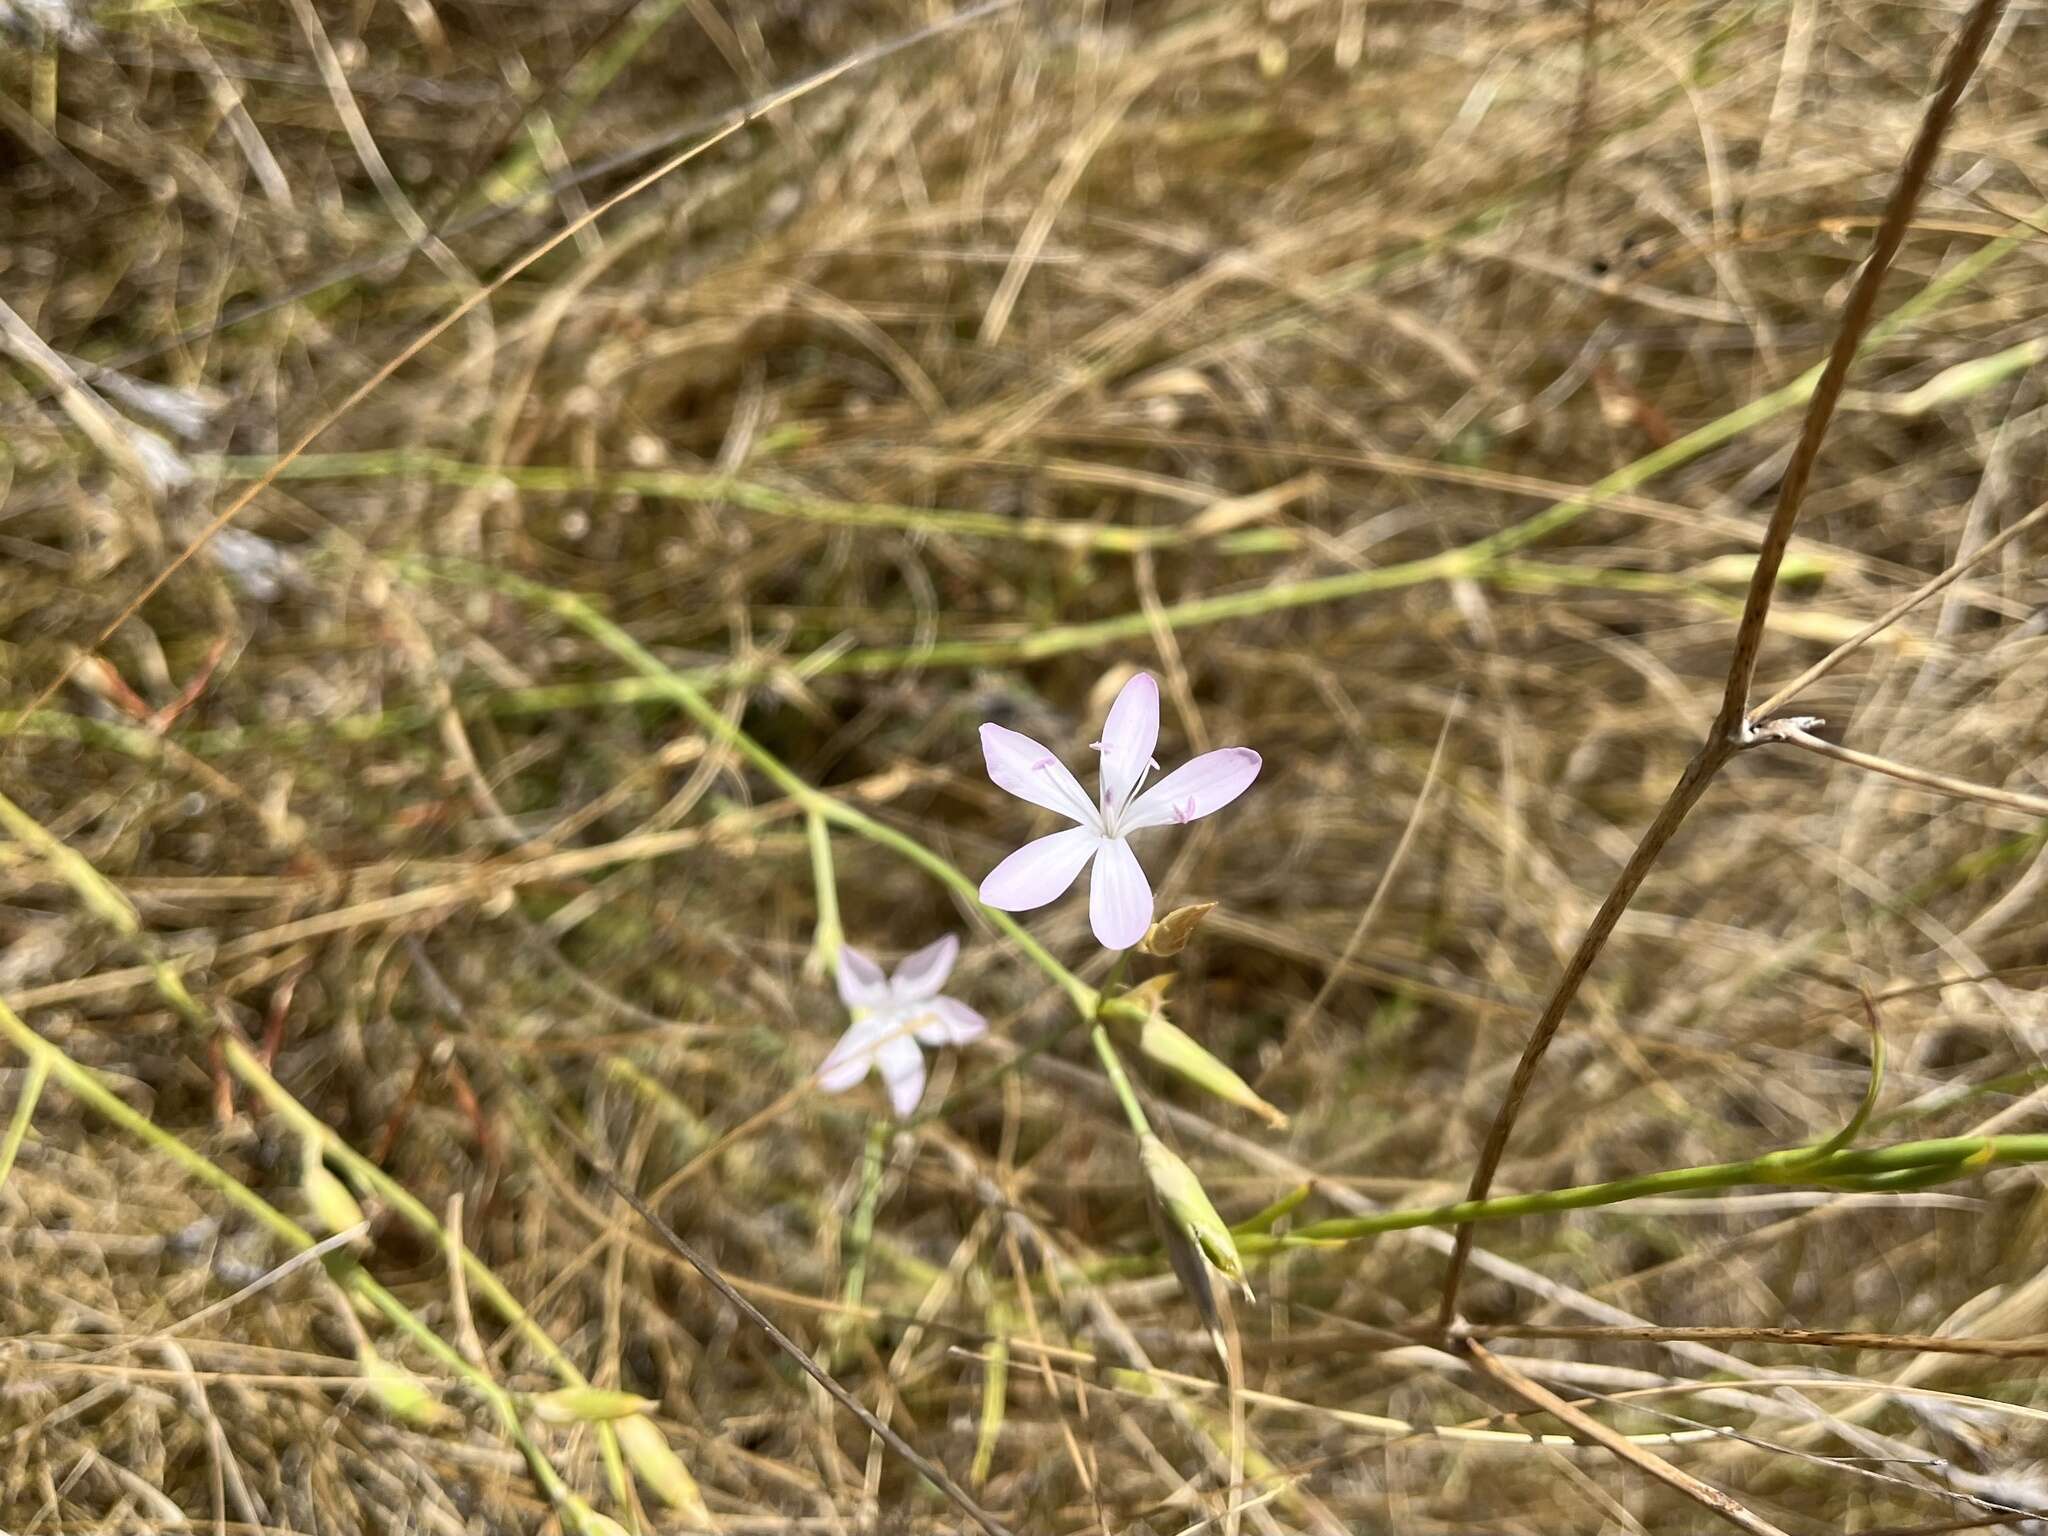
[1436,0,2011,1326]
[1463,1341,1794,1536]
[1777,726,2048,819]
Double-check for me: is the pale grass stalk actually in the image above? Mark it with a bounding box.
[1464,1341,1793,1536]
[1775,725,2048,820]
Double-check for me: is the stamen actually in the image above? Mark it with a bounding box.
[1171,795,1198,825]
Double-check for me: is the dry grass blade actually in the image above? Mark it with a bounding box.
[1455,1324,2048,1359]
[1464,1341,1793,1536]
[1753,498,2048,718]
[528,1090,1015,1536]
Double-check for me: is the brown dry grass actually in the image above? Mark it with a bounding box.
[5,0,2048,1531]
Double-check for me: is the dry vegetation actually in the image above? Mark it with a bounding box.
[5,0,2048,1531]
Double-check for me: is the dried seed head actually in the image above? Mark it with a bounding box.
[1140,901,1217,956]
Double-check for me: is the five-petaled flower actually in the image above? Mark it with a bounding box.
[978,671,1260,950]
[817,936,986,1116]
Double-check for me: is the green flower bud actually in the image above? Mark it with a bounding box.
[529,1387,658,1424]
[615,1413,714,1522]
[1139,1134,1251,1300]
[557,1492,631,1536]
[302,1139,367,1239]
[358,1342,458,1430]
[1139,1013,1288,1129]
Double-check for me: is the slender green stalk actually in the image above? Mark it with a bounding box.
[840,1120,891,1324]
[1246,1133,2048,1252]
[0,1052,50,1188]
[206,450,1296,555]
[1091,1023,1153,1138]
[806,811,844,974]
[0,789,209,1031]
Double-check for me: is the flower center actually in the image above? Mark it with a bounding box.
[1091,745,1160,836]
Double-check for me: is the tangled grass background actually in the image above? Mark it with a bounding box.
[4,0,2048,1530]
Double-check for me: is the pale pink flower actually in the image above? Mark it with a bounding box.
[816,936,986,1117]
[978,672,1260,950]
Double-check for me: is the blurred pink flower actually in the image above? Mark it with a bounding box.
[978,671,1261,949]
[816,936,986,1117]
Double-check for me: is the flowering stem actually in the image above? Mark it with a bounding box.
[806,810,844,973]
[456,564,1101,1021]
[0,995,598,1527]
[1239,1132,2044,1252]
[1090,1024,1153,1138]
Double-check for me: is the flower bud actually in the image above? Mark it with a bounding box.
[1139,1014,1288,1129]
[358,1342,458,1430]
[1139,1134,1251,1300]
[529,1387,657,1424]
[557,1493,631,1536]
[615,1413,714,1522]
[302,1139,368,1240]
[1692,551,1832,587]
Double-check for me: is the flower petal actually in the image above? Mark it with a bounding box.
[1089,835,1154,950]
[835,946,890,1010]
[914,995,987,1047]
[979,825,1100,911]
[890,934,958,1002]
[1093,671,1159,815]
[1122,747,1262,832]
[816,1013,888,1094]
[979,723,1099,828]
[875,1032,928,1118]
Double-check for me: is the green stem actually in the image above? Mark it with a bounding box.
[205,450,1296,555]
[1091,1023,1153,1138]
[1251,1133,2046,1251]
[0,1052,50,1188]
[807,810,844,973]
[840,1120,891,1324]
